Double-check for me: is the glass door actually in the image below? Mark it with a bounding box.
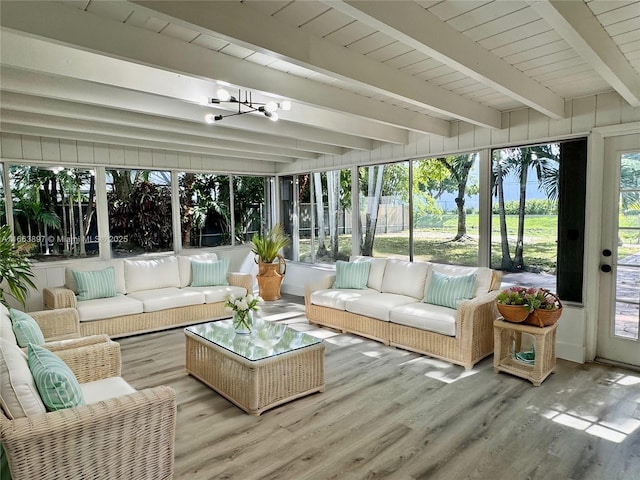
[598,134,640,367]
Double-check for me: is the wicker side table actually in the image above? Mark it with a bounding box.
[493,319,558,386]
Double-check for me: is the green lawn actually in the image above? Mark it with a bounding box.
[298,213,640,272]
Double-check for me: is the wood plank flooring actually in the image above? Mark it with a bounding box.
[118,295,640,480]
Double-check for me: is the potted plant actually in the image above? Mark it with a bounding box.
[0,224,36,308]
[496,286,562,326]
[251,224,290,301]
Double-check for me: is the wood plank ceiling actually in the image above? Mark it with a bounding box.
[1,0,639,172]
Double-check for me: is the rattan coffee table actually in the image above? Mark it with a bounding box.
[184,319,325,415]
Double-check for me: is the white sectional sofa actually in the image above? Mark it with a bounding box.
[43,252,252,338]
[305,256,501,370]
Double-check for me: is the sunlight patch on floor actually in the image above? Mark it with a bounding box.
[541,374,640,444]
[398,356,478,383]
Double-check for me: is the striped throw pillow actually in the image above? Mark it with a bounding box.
[191,258,229,287]
[10,309,45,347]
[424,271,477,309]
[72,267,118,301]
[332,260,371,290]
[27,344,85,411]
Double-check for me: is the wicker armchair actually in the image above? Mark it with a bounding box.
[1,334,177,480]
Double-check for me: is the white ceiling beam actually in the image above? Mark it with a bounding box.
[330,1,566,119]
[0,1,426,140]
[0,124,278,173]
[529,0,640,107]
[0,66,373,152]
[1,91,346,156]
[133,0,500,129]
[0,110,301,163]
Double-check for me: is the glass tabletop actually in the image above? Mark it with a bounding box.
[185,318,322,361]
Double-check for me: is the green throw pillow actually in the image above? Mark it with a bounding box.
[10,309,45,347]
[332,260,371,290]
[424,271,477,309]
[27,344,85,411]
[191,258,229,287]
[72,267,118,301]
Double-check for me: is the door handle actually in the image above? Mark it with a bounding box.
[600,264,612,273]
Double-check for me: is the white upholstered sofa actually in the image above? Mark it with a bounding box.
[305,256,501,370]
[43,252,252,339]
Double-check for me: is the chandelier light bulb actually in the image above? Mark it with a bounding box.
[216,88,231,102]
[265,101,278,113]
[269,112,279,122]
[280,100,291,111]
[205,113,216,124]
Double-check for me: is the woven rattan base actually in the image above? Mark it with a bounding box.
[185,331,325,415]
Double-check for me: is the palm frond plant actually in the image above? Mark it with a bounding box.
[251,224,290,300]
[251,224,290,263]
[0,224,36,307]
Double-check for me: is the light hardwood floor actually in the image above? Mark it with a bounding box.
[118,295,640,480]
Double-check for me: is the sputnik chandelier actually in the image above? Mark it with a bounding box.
[205,88,291,124]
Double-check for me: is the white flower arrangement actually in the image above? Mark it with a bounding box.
[225,293,263,332]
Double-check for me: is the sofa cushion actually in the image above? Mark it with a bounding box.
[390,302,457,337]
[127,288,205,313]
[429,264,494,298]
[0,339,46,419]
[124,257,180,293]
[65,260,127,295]
[81,376,136,405]
[0,310,17,345]
[424,271,477,309]
[332,260,371,289]
[10,309,45,347]
[184,285,247,304]
[191,258,229,287]
[178,252,218,287]
[27,344,85,411]
[381,260,430,299]
[72,266,118,301]
[310,288,378,311]
[345,293,417,321]
[350,256,387,292]
[76,295,144,322]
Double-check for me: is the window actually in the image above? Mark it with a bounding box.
[107,169,172,256]
[490,138,587,302]
[232,175,267,244]
[412,154,480,266]
[179,173,231,249]
[359,162,409,260]
[10,165,98,260]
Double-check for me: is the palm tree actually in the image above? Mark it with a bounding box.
[492,145,559,271]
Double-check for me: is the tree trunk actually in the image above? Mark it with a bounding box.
[513,163,529,269]
[362,166,384,256]
[313,172,326,256]
[496,163,513,270]
[327,170,339,259]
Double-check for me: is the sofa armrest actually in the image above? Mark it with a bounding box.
[51,337,122,383]
[1,386,176,480]
[43,286,78,310]
[29,308,80,341]
[456,290,500,338]
[228,272,253,293]
[304,274,336,306]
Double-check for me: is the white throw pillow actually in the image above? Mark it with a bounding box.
[0,339,46,419]
[124,256,180,293]
[381,260,430,299]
